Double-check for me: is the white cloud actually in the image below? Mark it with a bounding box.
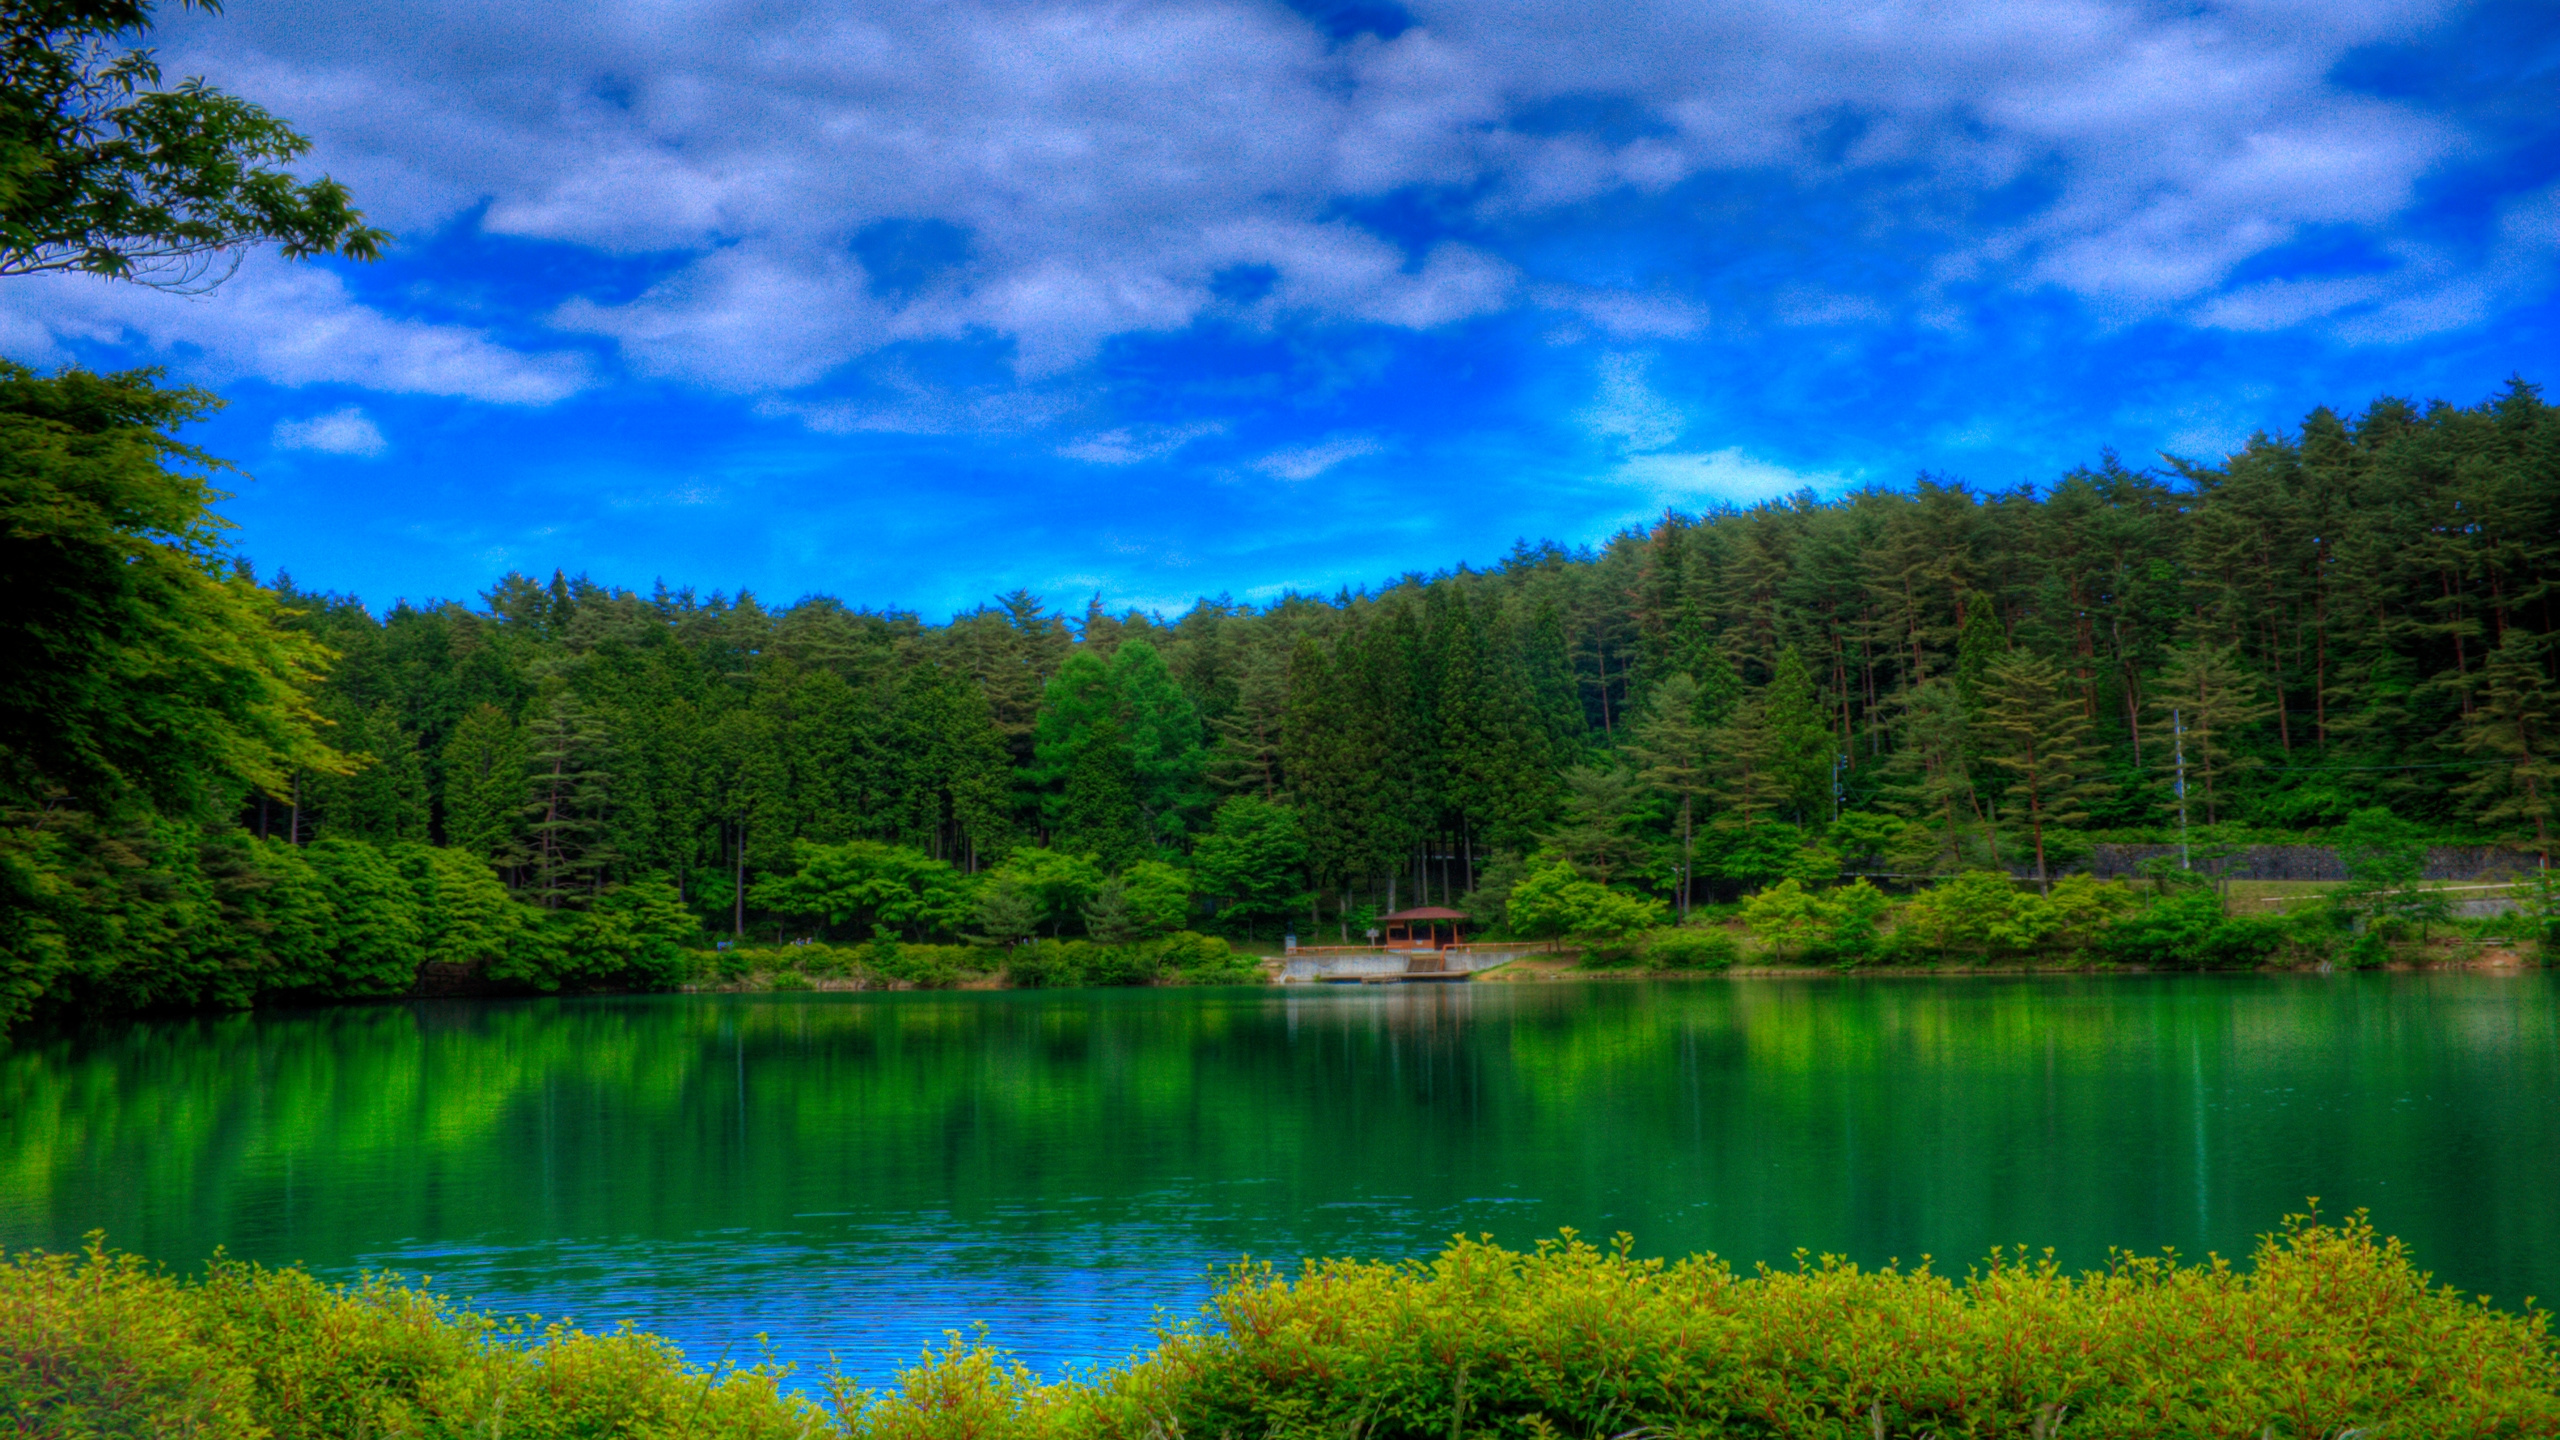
[1058,421,1225,465]
[0,259,588,404]
[34,0,2498,402]
[1615,448,1845,506]
[1580,353,1683,453]
[272,406,389,456]
[2193,274,2394,332]
[1254,435,1381,481]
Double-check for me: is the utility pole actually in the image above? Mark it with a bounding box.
[2172,706,2191,872]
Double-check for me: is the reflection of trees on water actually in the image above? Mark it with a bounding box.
[1,978,2555,1334]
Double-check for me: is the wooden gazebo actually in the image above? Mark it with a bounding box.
[1380,906,1467,952]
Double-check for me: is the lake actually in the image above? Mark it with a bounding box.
[3,974,2555,1385]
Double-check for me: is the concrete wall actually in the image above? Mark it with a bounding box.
[1280,947,1541,982]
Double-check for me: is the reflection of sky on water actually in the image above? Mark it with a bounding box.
[364,1218,1228,1385]
[357,1184,1559,1386]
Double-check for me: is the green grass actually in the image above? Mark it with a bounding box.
[5,1211,2554,1437]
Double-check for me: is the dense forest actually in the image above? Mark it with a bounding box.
[262,376,2559,902]
[7,362,2557,1026]
[4,4,2555,1029]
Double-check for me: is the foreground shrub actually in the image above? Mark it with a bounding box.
[1169,1211,2557,1440]
[6,1213,2553,1438]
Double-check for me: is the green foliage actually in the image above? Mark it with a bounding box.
[438,702,525,865]
[1703,820,1837,888]
[970,876,1040,947]
[1979,648,2109,885]
[9,1214,2554,1438]
[2097,889,2288,971]
[1741,878,1828,961]
[1189,795,1306,936]
[1544,764,1647,882]
[1893,871,2136,964]
[1637,925,1739,971]
[304,703,428,843]
[15,372,2560,1028]
[1759,643,1834,823]
[1111,859,1192,940]
[0,0,386,285]
[489,876,698,993]
[1504,857,1668,956]
[2458,629,2560,861]
[0,364,347,817]
[1032,643,1207,862]
[752,840,975,942]
[2334,805,2451,940]
[998,931,1246,988]
[0,1238,259,1438]
[1742,877,1896,964]
[986,848,1106,938]
[290,838,422,994]
[0,1239,817,1440]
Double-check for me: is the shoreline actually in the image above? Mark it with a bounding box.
[664,945,2544,995]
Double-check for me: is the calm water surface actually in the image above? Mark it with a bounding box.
[3,975,2556,1382]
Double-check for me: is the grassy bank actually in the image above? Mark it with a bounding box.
[679,933,1266,992]
[6,1213,2554,1438]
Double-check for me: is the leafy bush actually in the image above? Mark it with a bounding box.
[7,1214,2554,1438]
[488,876,699,992]
[1000,932,1248,988]
[1156,930,1259,984]
[2096,889,2286,970]
[752,840,975,942]
[1507,858,1668,953]
[860,937,980,988]
[1888,872,2135,964]
[0,1239,259,1438]
[1170,1211,2560,1440]
[391,841,522,969]
[1638,926,1739,971]
[1744,878,1898,965]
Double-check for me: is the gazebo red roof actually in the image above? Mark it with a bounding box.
[1381,906,1468,921]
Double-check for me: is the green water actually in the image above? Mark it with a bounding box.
[4,976,2556,1381]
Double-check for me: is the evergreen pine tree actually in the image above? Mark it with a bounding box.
[1761,645,1832,825]
[1884,677,1983,872]
[2151,646,2270,825]
[1054,715,1147,868]
[523,690,616,909]
[1109,638,1207,846]
[1629,671,1711,914]
[313,703,429,842]
[440,702,525,870]
[1546,764,1647,883]
[1980,650,2109,891]
[2456,629,2560,865]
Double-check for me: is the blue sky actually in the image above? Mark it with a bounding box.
[2,0,2554,618]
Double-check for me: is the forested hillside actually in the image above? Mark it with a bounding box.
[274,380,2558,905]
[6,372,2556,1027]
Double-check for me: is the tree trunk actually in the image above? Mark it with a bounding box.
[1679,794,1694,918]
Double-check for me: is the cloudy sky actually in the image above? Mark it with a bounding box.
[4,0,2554,616]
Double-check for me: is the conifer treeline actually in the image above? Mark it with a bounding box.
[273,380,2559,927]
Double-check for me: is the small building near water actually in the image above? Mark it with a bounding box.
[1380,906,1468,951]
